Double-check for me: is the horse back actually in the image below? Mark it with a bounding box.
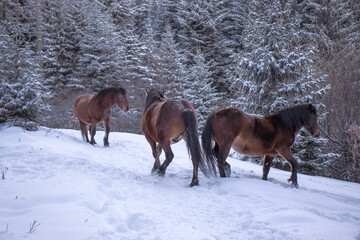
[142,100,195,142]
[213,108,280,156]
[212,108,253,142]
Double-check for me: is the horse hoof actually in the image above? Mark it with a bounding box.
[153,169,165,177]
[189,179,199,187]
[288,178,299,188]
[104,143,109,147]
[224,164,231,178]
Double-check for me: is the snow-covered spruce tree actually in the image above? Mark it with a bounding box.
[175,0,218,79]
[40,0,87,129]
[119,19,151,93]
[230,0,332,175]
[145,25,186,98]
[142,14,160,88]
[212,0,248,91]
[181,49,223,129]
[0,0,47,130]
[74,0,123,91]
[298,0,360,60]
[110,16,153,132]
[41,0,83,93]
[297,0,360,180]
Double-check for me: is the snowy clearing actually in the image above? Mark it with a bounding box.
[0,126,359,240]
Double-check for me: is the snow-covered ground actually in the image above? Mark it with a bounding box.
[0,126,359,240]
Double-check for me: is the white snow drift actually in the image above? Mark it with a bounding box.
[0,126,359,240]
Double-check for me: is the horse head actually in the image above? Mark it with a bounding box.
[304,104,320,138]
[114,87,129,111]
[144,89,165,111]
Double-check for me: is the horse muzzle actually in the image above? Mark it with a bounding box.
[312,128,320,138]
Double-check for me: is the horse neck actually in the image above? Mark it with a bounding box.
[144,99,164,113]
[94,94,115,110]
[279,108,307,134]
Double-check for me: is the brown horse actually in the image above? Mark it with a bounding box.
[201,104,320,188]
[74,87,129,147]
[142,89,211,187]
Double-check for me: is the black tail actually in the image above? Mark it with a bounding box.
[201,112,218,176]
[182,110,213,177]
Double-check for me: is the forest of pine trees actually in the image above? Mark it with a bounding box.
[0,0,359,183]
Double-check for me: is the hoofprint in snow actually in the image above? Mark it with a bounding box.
[0,126,359,240]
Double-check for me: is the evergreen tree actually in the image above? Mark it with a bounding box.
[174,0,218,79]
[298,0,360,60]
[147,25,185,97]
[297,0,360,179]
[230,0,331,173]
[0,0,47,129]
[119,19,150,91]
[181,49,223,128]
[142,13,160,88]
[41,0,83,92]
[76,0,122,91]
[213,0,248,90]
[232,0,328,113]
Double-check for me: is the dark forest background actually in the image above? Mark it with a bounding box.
[0,0,359,183]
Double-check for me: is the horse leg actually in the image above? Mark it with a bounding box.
[79,120,89,142]
[88,126,97,144]
[145,135,162,173]
[153,144,162,172]
[158,139,173,176]
[103,117,110,147]
[90,122,97,145]
[214,143,232,178]
[278,148,299,188]
[190,158,199,187]
[224,162,231,178]
[262,155,274,181]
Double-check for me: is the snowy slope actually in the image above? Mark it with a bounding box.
[0,126,359,240]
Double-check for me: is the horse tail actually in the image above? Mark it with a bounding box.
[201,112,218,176]
[182,110,215,178]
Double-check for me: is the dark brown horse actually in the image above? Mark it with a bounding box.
[74,87,129,147]
[142,89,211,187]
[201,104,320,188]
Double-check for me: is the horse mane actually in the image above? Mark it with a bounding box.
[144,89,165,112]
[94,87,126,102]
[278,104,315,131]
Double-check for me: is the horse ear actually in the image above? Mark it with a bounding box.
[145,89,149,96]
[308,104,316,113]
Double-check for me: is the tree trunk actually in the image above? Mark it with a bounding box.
[36,0,42,55]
